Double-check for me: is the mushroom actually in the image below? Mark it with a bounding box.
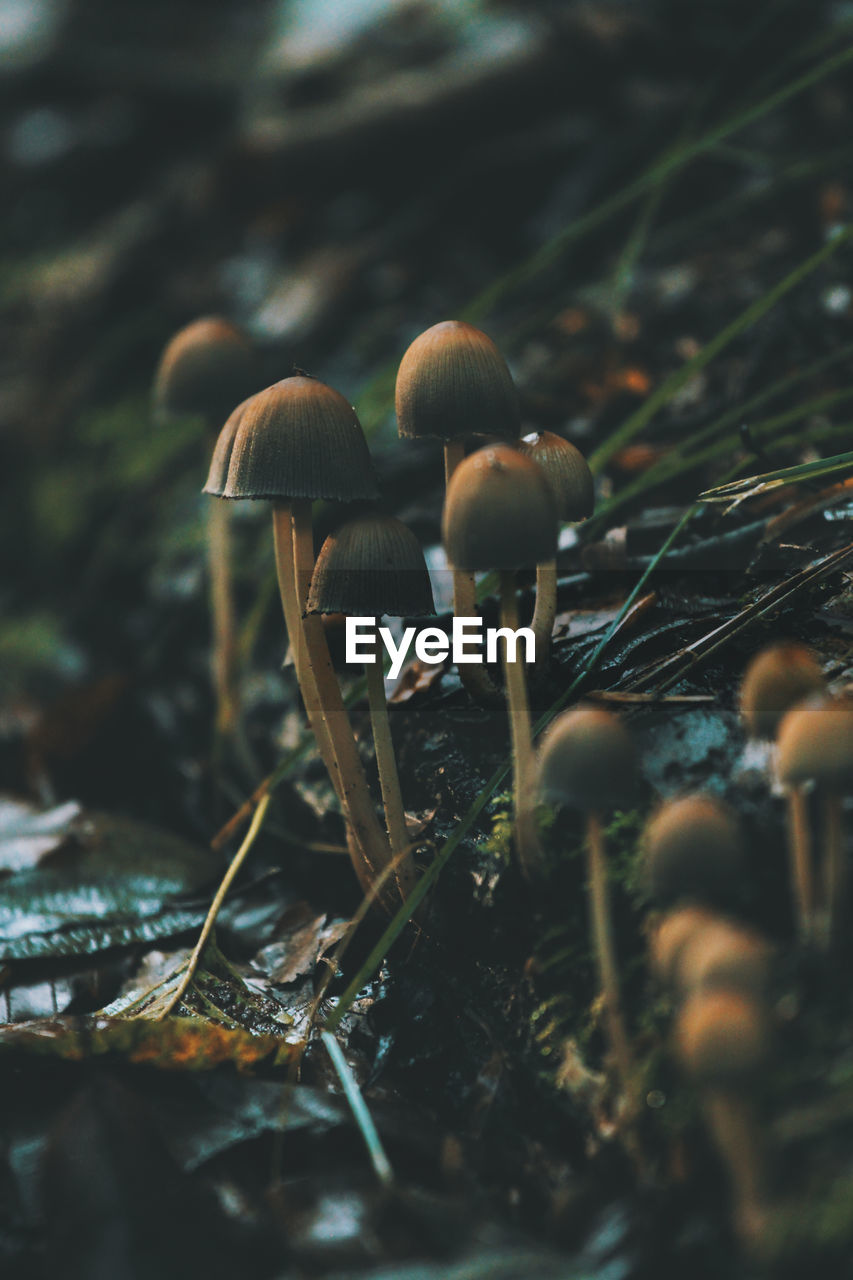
[777,697,853,948]
[649,905,720,987]
[536,705,638,1099]
[307,513,435,900]
[642,794,744,909]
[204,375,398,905]
[396,320,519,701]
[740,643,826,941]
[675,988,771,1248]
[674,920,773,998]
[517,431,594,665]
[154,317,259,735]
[443,444,557,875]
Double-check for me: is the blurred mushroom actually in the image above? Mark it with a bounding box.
[444,444,557,875]
[517,431,594,665]
[675,988,771,1248]
[536,705,638,1099]
[740,643,826,941]
[777,697,853,948]
[642,794,744,908]
[154,316,259,735]
[397,320,519,701]
[308,513,435,901]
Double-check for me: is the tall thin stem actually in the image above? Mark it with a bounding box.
[292,501,396,909]
[786,785,815,944]
[444,440,499,703]
[823,788,845,949]
[207,496,239,735]
[587,811,635,1101]
[703,1091,767,1250]
[530,559,557,666]
[499,571,537,877]
[271,504,343,805]
[365,655,415,902]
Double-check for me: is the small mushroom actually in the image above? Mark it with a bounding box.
[649,905,720,987]
[308,514,435,901]
[536,705,638,1099]
[642,794,744,908]
[154,317,259,735]
[443,444,557,876]
[740,643,826,941]
[777,697,853,948]
[674,920,773,998]
[517,431,594,665]
[397,321,519,701]
[675,988,771,1248]
[205,375,399,906]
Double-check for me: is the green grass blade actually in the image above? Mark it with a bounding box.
[321,1030,394,1188]
[699,448,853,502]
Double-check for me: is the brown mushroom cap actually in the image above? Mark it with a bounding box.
[675,989,769,1087]
[776,698,853,790]
[649,906,720,986]
[676,921,773,997]
[442,444,557,571]
[740,643,825,740]
[396,320,519,443]
[536,704,637,814]
[154,317,258,424]
[202,375,379,502]
[518,431,594,523]
[643,794,744,906]
[307,515,436,619]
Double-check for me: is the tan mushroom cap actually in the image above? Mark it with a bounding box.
[536,704,637,814]
[442,444,557,571]
[518,431,595,523]
[154,316,258,424]
[643,793,744,906]
[396,320,519,443]
[307,515,436,619]
[203,375,379,503]
[649,906,719,986]
[740,643,825,740]
[776,697,853,790]
[675,921,773,997]
[675,988,770,1087]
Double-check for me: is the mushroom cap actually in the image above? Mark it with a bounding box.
[536,704,637,814]
[776,697,853,789]
[307,515,436,619]
[518,431,595,523]
[442,444,557,571]
[675,921,773,997]
[740,642,825,740]
[643,793,744,906]
[675,989,769,1087]
[202,375,379,502]
[649,906,719,986]
[153,316,258,424]
[396,320,519,442]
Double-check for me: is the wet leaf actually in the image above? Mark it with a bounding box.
[0,809,216,961]
[0,1013,295,1071]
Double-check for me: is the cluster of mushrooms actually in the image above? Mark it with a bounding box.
[154,317,853,1255]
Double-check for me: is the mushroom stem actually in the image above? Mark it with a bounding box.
[786,785,815,945]
[444,441,499,703]
[499,570,537,877]
[291,500,396,907]
[207,492,239,735]
[823,788,845,948]
[364,653,416,901]
[531,559,557,666]
[587,810,635,1102]
[702,1090,768,1249]
[271,503,344,807]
